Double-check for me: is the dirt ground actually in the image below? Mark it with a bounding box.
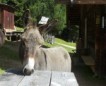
[0,57,21,70]
[71,54,106,86]
[0,41,21,71]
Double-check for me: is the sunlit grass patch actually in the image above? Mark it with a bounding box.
[55,38,76,47]
[15,26,24,32]
[44,38,76,53]
[0,68,5,75]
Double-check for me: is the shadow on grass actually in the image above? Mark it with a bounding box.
[6,68,24,76]
[0,41,21,74]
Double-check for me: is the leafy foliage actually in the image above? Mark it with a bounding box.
[1,0,66,32]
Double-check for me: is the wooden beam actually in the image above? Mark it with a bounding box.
[55,0,106,4]
[76,0,106,4]
[55,0,70,4]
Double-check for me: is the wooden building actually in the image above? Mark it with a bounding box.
[0,3,14,33]
[0,3,22,41]
[55,0,106,77]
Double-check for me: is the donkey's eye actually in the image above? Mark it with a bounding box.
[22,38,28,42]
[25,40,28,42]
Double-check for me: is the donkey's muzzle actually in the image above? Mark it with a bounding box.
[23,68,34,75]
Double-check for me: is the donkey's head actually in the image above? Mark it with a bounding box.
[21,23,44,75]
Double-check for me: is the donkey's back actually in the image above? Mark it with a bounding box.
[41,46,71,72]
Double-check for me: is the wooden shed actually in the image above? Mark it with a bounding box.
[0,3,22,41]
[0,3,14,33]
[55,0,106,77]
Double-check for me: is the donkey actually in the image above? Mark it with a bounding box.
[19,23,71,75]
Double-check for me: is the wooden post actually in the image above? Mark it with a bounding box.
[84,18,87,49]
[76,5,84,54]
[95,5,106,77]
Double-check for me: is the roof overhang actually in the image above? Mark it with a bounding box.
[0,3,14,11]
[55,0,106,4]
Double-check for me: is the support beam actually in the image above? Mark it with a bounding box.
[55,0,106,4]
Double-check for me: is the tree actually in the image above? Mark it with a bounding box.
[3,0,66,33]
[54,4,66,31]
[0,0,7,3]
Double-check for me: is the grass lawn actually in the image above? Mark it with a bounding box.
[0,41,21,75]
[0,42,19,60]
[0,38,76,75]
[0,68,4,75]
[15,26,24,32]
[55,38,76,47]
[44,38,76,53]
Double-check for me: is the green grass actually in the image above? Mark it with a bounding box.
[0,41,20,75]
[0,42,19,61]
[55,38,76,47]
[0,47,18,60]
[0,68,5,75]
[44,38,76,53]
[15,26,24,32]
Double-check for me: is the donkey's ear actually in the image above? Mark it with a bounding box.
[38,19,58,35]
[39,24,48,35]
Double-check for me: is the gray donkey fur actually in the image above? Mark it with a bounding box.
[19,22,71,75]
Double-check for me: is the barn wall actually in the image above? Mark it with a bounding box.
[79,5,106,77]
[57,0,106,78]
[0,8,3,27]
[0,4,14,32]
[67,4,106,77]
[3,10,14,30]
[86,6,96,57]
[95,5,106,77]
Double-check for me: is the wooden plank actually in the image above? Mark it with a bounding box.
[18,71,51,86]
[51,72,79,86]
[0,69,24,86]
[76,0,106,4]
[55,0,70,4]
[55,0,106,4]
[0,70,79,86]
[81,56,95,73]
[82,56,95,66]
